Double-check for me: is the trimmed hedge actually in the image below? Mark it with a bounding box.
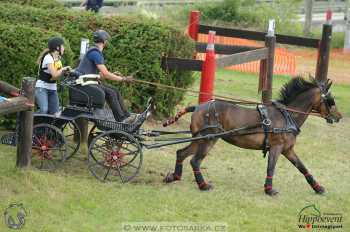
[0,24,73,88]
[0,3,100,61]
[0,23,73,127]
[0,3,195,116]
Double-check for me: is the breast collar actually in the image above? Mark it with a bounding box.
[271,101,300,136]
[257,102,301,158]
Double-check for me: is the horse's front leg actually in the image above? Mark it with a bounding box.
[164,142,198,183]
[264,145,283,196]
[282,148,325,194]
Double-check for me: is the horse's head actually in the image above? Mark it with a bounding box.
[314,79,342,124]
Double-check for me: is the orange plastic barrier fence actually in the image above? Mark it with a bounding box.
[197,34,296,76]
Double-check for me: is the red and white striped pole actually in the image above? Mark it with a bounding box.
[188,11,200,41]
[326,8,332,24]
[199,31,216,104]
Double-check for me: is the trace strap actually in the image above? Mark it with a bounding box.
[257,104,271,158]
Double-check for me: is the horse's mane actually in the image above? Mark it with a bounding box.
[277,76,318,105]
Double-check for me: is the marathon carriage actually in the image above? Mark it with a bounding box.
[1,72,153,182]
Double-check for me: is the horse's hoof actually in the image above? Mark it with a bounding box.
[163,172,180,183]
[314,185,325,195]
[199,182,213,191]
[265,188,279,196]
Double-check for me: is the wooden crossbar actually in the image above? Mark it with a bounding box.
[0,96,32,115]
[196,43,259,55]
[161,57,203,71]
[198,25,320,48]
[216,48,269,68]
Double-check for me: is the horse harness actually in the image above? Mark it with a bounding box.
[257,102,300,157]
[197,101,300,158]
[197,100,225,134]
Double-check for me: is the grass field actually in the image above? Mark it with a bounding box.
[0,70,349,232]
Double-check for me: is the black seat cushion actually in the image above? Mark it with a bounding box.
[69,85,105,108]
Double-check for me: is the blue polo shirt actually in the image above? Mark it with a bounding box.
[76,47,105,75]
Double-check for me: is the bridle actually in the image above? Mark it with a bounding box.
[279,82,334,119]
[320,90,336,122]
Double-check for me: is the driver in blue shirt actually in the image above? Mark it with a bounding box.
[76,30,135,122]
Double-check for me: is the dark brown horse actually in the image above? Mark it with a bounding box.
[163,77,342,195]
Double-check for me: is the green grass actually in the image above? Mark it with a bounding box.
[0,69,349,231]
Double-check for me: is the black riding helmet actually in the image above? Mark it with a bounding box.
[48,36,64,54]
[93,30,111,43]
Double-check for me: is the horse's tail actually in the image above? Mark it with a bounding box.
[163,106,196,127]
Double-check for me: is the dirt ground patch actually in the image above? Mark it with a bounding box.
[293,48,350,84]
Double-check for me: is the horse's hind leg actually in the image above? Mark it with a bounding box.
[164,142,199,183]
[283,148,325,194]
[190,139,218,191]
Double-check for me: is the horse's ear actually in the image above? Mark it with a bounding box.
[326,79,333,90]
[308,74,314,81]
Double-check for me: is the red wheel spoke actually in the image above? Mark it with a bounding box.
[32,124,67,171]
[88,130,142,183]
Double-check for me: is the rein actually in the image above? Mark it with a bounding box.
[276,106,322,117]
[132,79,259,105]
[131,78,324,118]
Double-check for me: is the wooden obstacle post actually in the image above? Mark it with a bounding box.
[188,10,200,41]
[315,14,333,82]
[262,20,276,104]
[199,30,216,103]
[16,77,35,168]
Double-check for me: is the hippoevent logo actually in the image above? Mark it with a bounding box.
[297,204,343,230]
[4,203,27,230]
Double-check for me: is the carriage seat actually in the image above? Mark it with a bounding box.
[69,84,105,109]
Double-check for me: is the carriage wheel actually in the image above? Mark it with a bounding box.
[32,124,67,171]
[88,130,143,183]
[59,120,81,159]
